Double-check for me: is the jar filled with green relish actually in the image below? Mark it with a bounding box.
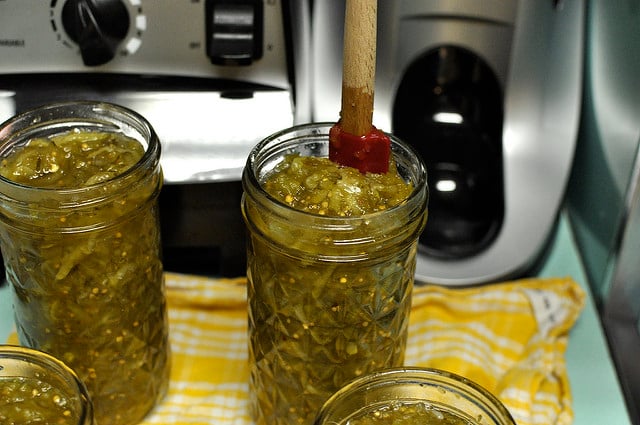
[0,102,170,425]
[313,368,516,425]
[0,345,95,425]
[241,122,428,425]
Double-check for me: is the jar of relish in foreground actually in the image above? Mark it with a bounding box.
[0,102,170,425]
[0,345,95,425]
[314,368,517,425]
[242,122,428,425]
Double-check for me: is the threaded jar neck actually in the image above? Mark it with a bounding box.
[241,122,428,261]
[0,101,162,234]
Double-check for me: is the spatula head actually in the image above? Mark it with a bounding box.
[329,122,391,174]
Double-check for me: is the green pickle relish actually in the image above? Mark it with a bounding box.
[263,154,413,216]
[0,123,169,425]
[344,402,474,425]
[0,130,145,188]
[0,376,82,425]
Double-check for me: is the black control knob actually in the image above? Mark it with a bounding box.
[62,0,130,66]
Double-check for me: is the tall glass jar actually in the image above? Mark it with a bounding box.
[0,101,170,425]
[313,368,517,425]
[241,123,428,425]
[0,345,96,425]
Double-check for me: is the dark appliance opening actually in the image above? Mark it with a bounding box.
[393,45,504,259]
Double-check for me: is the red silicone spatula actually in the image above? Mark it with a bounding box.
[329,0,390,174]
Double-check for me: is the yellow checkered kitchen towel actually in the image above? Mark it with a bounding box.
[7,273,585,425]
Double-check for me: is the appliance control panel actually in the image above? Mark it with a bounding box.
[0,0,291,89]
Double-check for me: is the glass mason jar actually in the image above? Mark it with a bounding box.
[0,101,170,425]
[0,345,96,425]
[241,122,428,425]
[314,367,517,425]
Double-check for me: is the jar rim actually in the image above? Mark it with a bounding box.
[315,367,516,425]
[242,121,428,222]
[0,100,160,196]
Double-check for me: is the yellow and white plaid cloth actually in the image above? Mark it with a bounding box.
[7,273,585,425]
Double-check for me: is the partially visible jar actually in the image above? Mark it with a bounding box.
[0,102,170,425]
[0,345,95,425]
[314,367,517,425]
[242,123,428,425]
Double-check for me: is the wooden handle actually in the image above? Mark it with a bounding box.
[340,0,377,136]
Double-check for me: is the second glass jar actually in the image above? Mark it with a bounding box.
[242,123,429,425]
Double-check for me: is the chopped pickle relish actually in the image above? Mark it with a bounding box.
[0,130,145,188]
[345,401,477,425]
[263,154,413,216]
[0,376,82,425]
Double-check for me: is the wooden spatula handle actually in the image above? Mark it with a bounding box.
[340,0,377,137]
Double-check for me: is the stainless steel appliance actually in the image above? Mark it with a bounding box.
[0,0,584,284]
[313,0,584,285]
[567,1,640,422]
[0,0,312,276]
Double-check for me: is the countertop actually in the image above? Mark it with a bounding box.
[0,211,632,425]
